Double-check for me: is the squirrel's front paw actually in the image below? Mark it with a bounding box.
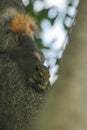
[29,78,48,91]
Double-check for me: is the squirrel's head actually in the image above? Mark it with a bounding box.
[29,64,50,91]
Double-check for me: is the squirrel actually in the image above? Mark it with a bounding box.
[8,13,50,91]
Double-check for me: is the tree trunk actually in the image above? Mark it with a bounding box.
[0,0,50,130]
[34,0,87,130]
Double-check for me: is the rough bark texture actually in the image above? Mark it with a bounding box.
[0,0,50,130]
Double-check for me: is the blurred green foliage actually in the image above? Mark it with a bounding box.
[26,1,57,27]
[25,0,77,50]
[26,0,58,49]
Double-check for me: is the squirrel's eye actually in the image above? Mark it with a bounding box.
[39,72,43,77]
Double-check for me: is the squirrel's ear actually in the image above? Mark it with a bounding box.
[29,17,39,35]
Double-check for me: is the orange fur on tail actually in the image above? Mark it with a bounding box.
[10,13,37,39]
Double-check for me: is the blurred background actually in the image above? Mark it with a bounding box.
[21,1,87,130]
[22,0,80,85]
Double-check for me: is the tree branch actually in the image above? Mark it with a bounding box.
[0,0,50,130]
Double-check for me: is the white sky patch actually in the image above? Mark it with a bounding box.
[22,0,29,6]
[48,7,58,19]
[44,0,68,10]
[49,65,59,85]
[68,6,77,17]
[40,17,67,50]
[34,1,45,12]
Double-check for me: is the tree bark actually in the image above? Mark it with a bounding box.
[0,0,50,130]
[34,0,87,130]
